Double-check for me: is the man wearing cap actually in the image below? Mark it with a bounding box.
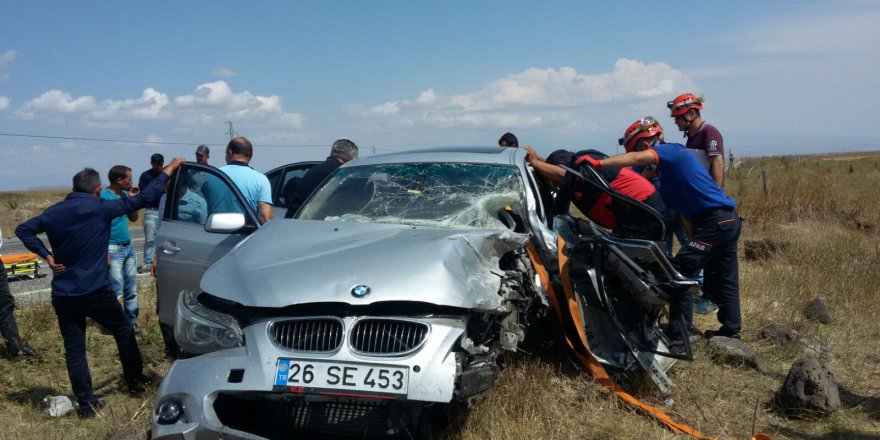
[578,118,742,346]
[189,145,210,194]
[137,153,164,273]
[195,145,210,165]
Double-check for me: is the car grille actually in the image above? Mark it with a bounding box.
[269,318,343,352]
[349,319,429,355]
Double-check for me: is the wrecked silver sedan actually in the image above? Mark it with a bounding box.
[151,147,695,439]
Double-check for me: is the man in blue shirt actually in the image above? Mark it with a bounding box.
[101,165,142,334]
[579,118,742,344]
[16,158,184,418]
[204,137,273,223]
[137,153,164,273]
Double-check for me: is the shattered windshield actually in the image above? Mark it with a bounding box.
[298,163,525,229]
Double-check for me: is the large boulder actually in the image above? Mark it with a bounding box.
[777,357,840,416]
[707,336,765,372]
[804,298,833,324]
[759,323,835,359]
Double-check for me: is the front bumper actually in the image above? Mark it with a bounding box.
[151,316,464,439]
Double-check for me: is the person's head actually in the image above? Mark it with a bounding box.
[668,93,704,132]
[544,150,575,186]
[498,132,519,148]
[72,168,102,196]
[226,137,253,164]
[107,165,133,191]
[620,117,664,153]
[150,153,164,172]
[330,139,359,163]
[195,145,210,164]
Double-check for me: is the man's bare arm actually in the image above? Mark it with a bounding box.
[709,155,724,188]
[259,202,274,223]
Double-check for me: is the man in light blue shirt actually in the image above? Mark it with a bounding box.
[100,165,141,334]
[217,137,273,223]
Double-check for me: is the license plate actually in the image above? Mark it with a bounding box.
[274,359,409,396]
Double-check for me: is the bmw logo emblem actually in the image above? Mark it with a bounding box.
[351,285,371,298]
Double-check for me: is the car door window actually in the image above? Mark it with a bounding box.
[275,166,313,207]
[167,164,257,227]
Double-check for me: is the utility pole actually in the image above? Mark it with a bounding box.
[225,121,237,141]
[371,145,376,156]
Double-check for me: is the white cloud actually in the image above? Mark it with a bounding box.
[212,67,237,77]
[15,88,169,126]
[145,134,164,143]
[12,80,303,131]
[349,58,694,130]
[175,80,303,129]
[0,96,9,111]
[0,50,15,68]
[16,89,97,118]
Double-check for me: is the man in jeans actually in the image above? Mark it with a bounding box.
[138,153,164,273]
[16,158,184,418]
[101,165,142,335]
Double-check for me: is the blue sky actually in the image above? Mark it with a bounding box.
[1,1,878,189]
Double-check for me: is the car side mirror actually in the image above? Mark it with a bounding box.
[205,213,246,233]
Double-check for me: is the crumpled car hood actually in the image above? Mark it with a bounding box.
[200,220,528,311]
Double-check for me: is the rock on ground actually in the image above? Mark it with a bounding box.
[759,323,835,359]
[804,298,834,324]
[707,336,765,372]
[777,357,841,416]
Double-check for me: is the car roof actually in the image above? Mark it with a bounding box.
[344,146,526,167]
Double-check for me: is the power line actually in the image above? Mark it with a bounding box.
[0,132,338,148]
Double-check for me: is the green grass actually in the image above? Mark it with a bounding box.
[1,151,879,439]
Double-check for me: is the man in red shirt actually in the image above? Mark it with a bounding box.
[523,146,665,235]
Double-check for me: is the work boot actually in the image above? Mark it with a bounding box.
[703,327,741,340]
[77,398,107,419]
[5,342,40,361]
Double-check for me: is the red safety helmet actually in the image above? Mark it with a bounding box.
[667,93,704,117]
[619,117,663,152]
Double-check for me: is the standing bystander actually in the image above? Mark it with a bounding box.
[0,227,39,360]
[204,137,273,223]
[101,165,142,335]
[15,158,185,418]
[138,153,164,273]
[284,139,359,218]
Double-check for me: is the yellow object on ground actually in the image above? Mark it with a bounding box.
[2,252,43,278]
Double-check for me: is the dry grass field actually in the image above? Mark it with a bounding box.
[1,151,878,439]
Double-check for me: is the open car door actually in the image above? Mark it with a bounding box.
[155,163,261,328]
[264,161,321,219]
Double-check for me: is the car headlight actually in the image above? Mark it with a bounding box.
[174,290,245,355]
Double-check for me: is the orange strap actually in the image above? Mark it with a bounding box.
[525,240,715,439]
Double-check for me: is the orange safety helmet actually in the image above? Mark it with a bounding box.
[667,93,704,117]
[619,117,663,152]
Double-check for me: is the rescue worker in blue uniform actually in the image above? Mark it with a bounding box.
[577,117,742,344]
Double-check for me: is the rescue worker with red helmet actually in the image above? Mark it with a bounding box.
[668,93,725,188]
[578,118,742,345]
